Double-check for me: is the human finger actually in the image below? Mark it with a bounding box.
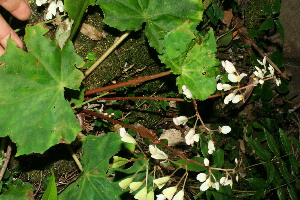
[0,45,5,56]
[0,14,23,49]
[0,0,31,20]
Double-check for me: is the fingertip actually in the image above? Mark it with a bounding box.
[11,1,31,21]
[0,46,5,57]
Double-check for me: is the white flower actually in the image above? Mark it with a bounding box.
[253,66,265,79]
[119,177,133,189]
[228,73,247,83]
[232,94,243,104]
[236,175,239,182]
[172,190,184,200]
[268,65,275,76]
[156,194,166,200]
[217,83,232,91]
[275,78,281,86]
[46,0,64,20]
[219,126,231,134]
[129,181,143,193]
[134,186,147,200]
[208,140,215,154]
[149,145,168,160]
[200,178,212,191]
[224,92,236,104]
[173,116,188,126]
[162,186,177,200]
[220,177,232,187]
[212,182,220,190]
[196,173,207,182]
[120,128,136,144]
[257,56,267,66]
[56,0,64,12]
[36,0,47,6]
[222,60,237,74]
[182,85,193,99]
[185,128,199,146]
[153,176,170,189]
[204,158,210,166]
[235,158,238,165]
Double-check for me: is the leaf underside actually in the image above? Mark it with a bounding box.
[0,24,84,156]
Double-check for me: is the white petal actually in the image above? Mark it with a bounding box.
[119,177,133,189]
[57,0,64,12]
[222,60,237,74]
[149,145,168,160]
[228,73,239,83]
[185,128,196,145]
[193,134,200,143]
[200,179,211,191]
[120,128,136,144]
[146,190,154,200]
[232,95,243,104]
[156,194,166,200]
[48,1,57,16]
[208,140,215,154]
[219,126,231,134]
[172,190,184,200]
[36,0,47,6]
[275,78,281,86]
[213,182,220,190]
[220,177,227,185]
[129,182,143,193]
[268,65,274,76]
[259,79,265,84]
[204,158,210,166]
[173,116,188,126]
[153,176,170,189]
[182,85,193,99]
[134,186,147,200]
[217,83,223,90]
[162,186,177,200]
[196,173,207,182]
[224,92,236,104]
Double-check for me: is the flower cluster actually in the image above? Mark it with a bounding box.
[36,0,64,20]
[217,61,246,104]
[253,57,281,86]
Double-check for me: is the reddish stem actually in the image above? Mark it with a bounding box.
[81,109,205,168]
[84,96,184,101]
[84,71,172,96]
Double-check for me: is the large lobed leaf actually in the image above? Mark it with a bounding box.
[96,0,203,53]
[0,24,84,156]
[159,23,219,100]
[58,133,123,200]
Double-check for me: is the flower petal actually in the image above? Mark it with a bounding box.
[196,173,207,182]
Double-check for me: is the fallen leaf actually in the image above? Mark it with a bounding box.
[223,9,233,26]
[80,23,106,40]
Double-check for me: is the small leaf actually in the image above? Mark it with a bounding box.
[287,185,298,200]
[58,134,123,200]
[265,163,275,184]
[112,156,130,168]
[212,149,224,168]
[277,158,291,182]
[247,178,267,190]
[279,129,292,155]
[175,157,206,172]
[274,20,284,39]
[200,134,208,158]
[160,23,219,100]
[0,183,33,200]
[245,137,271,161]
[97,0,203,53]
[264,129,280,156]
[258,18,274,32]
[289,155,299,174]
[42,170,57,200]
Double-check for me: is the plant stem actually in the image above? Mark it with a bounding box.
[72,92,109,109]
[0,141,11,181]
[84,71,172,96]
[66,144,83,172]
[84,30,132,78]
[84,96,184,102]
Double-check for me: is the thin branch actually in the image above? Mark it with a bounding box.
[0,142,12,181]
[66,145,83,172]
[84,71,172,96]
[84,31,132,78]
[84,96,184,102]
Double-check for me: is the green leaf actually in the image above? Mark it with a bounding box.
[58,134,123,200]
[279,129,292,155]
[287,185,298,200]
[112,156,130,168]
[265,163,275,184]
[258,18,275,32]
[0,183,33,200]
[160,23,219,100]
[274,20,284,39]
[247,178,267,190]
[175,157,206,172]
[97,0,203,53]
[42,170,57,200]
[0,25,84,156]
[277,158,291,182]
[64,0,95,39]
[212,149,224,168]
[200,134,208,158]
[289,155,299,174]
[245,137,271,161]
[264,129,280,156]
